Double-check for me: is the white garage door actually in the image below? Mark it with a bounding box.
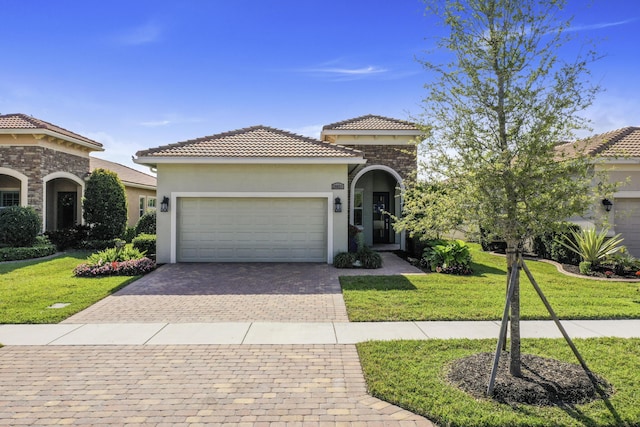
[615,198,640,257]
[177,197,328,262]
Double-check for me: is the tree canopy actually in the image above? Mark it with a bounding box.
[400,0,603,378]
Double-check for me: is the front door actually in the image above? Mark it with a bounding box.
[57,192,77,229]
[372,192,390,243]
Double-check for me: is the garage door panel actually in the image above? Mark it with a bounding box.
[177,197,327,262]
[615,199,640,257]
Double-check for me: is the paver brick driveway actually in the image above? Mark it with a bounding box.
[64,262,350,323]
[63,253,422,324]
[1,253,433,426]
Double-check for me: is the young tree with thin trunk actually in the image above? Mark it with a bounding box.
[406,0,601,376]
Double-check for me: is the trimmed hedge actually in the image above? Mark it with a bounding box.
[0,206,41,247]
[45,224,90,251]
[83,168,128,240]
[135,210,156,235]
[132,233,156,256]
[0,245,56,262]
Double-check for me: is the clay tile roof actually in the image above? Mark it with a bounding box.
[556,127,640,158]
[136,125,363,158]
[90,157,156,188]
[322,114,419,131]
[0,113,102,148]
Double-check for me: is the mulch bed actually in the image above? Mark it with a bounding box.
[447,352,613,406]
[561,263,640,280]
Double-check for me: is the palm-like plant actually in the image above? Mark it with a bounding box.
[556,228,624,267]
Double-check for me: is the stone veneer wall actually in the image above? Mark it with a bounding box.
[0,146,89,215]
[347,144,417,187]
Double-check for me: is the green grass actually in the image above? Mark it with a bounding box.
[358,338,640,427]
[0,252,138,323]
[341,244,640,321]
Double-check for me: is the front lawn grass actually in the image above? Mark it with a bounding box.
[358,338,640,427]
[0,252,138,323]
[341,244,640,321]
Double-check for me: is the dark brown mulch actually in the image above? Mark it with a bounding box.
[561,263,639,280]
[447,352,613,407]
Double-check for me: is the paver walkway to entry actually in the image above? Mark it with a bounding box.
[1,253,435,426]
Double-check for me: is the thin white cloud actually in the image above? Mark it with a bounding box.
[306,65,388,76]
[296,60,389,81]
[114,22,162,46]
[139,120,171,127]
[567,19,635,33]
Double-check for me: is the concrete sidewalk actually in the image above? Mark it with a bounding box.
[2,319,639,346]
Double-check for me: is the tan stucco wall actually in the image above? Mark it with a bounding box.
[602,164,640,192]
[124,185,157,227]
[154,163,350,263]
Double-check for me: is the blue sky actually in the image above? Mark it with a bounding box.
[1,0,639,172]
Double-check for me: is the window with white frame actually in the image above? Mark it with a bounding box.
[139,196,146,218]
[147,197,156,210]
[0,190,20,208]
[353,189,364,226]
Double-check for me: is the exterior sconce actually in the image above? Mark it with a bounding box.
[334,197,342,213]
[602,198,613,212]
[160,196,170,212]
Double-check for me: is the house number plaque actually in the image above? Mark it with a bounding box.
[331,182,345,190]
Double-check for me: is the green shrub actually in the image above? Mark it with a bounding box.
[74,243,155,277]
[83,168,127,240]
[358,247,383,269]
[135,210,156,235]
[533,222,581,264]
[556,227,624,268]
[45,224,90,251]
[0,245,56,261]
[85,245,145,265]
[0,206,41,247]
[422,239,472,274]
[132,233,156,256]
[334,252,357,268]
[122,226,137,243]
[80,239,123,251]
[579,261,592,275]
[603,249,640,276]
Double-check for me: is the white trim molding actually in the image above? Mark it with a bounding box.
[169,192,335,264]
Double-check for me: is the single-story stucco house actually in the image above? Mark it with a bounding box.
[557,127,640,256]
[134,115,423,264]
[0,113,156,230]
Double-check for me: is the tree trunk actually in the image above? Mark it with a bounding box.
[506,245,522,377]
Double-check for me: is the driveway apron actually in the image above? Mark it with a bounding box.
[1,253,435,426]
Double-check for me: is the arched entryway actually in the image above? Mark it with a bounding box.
[350,165,405,250]
[43,172,85,231]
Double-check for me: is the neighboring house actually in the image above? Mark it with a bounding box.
[134,115,422,264]
[557,127,640,256]
[0,113,103,231]
[90,157,157,227]
[0,113,157,231]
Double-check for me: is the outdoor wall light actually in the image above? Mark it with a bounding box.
[334,197,342,213]
[160,196,170,212]
[602,198,613,212]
